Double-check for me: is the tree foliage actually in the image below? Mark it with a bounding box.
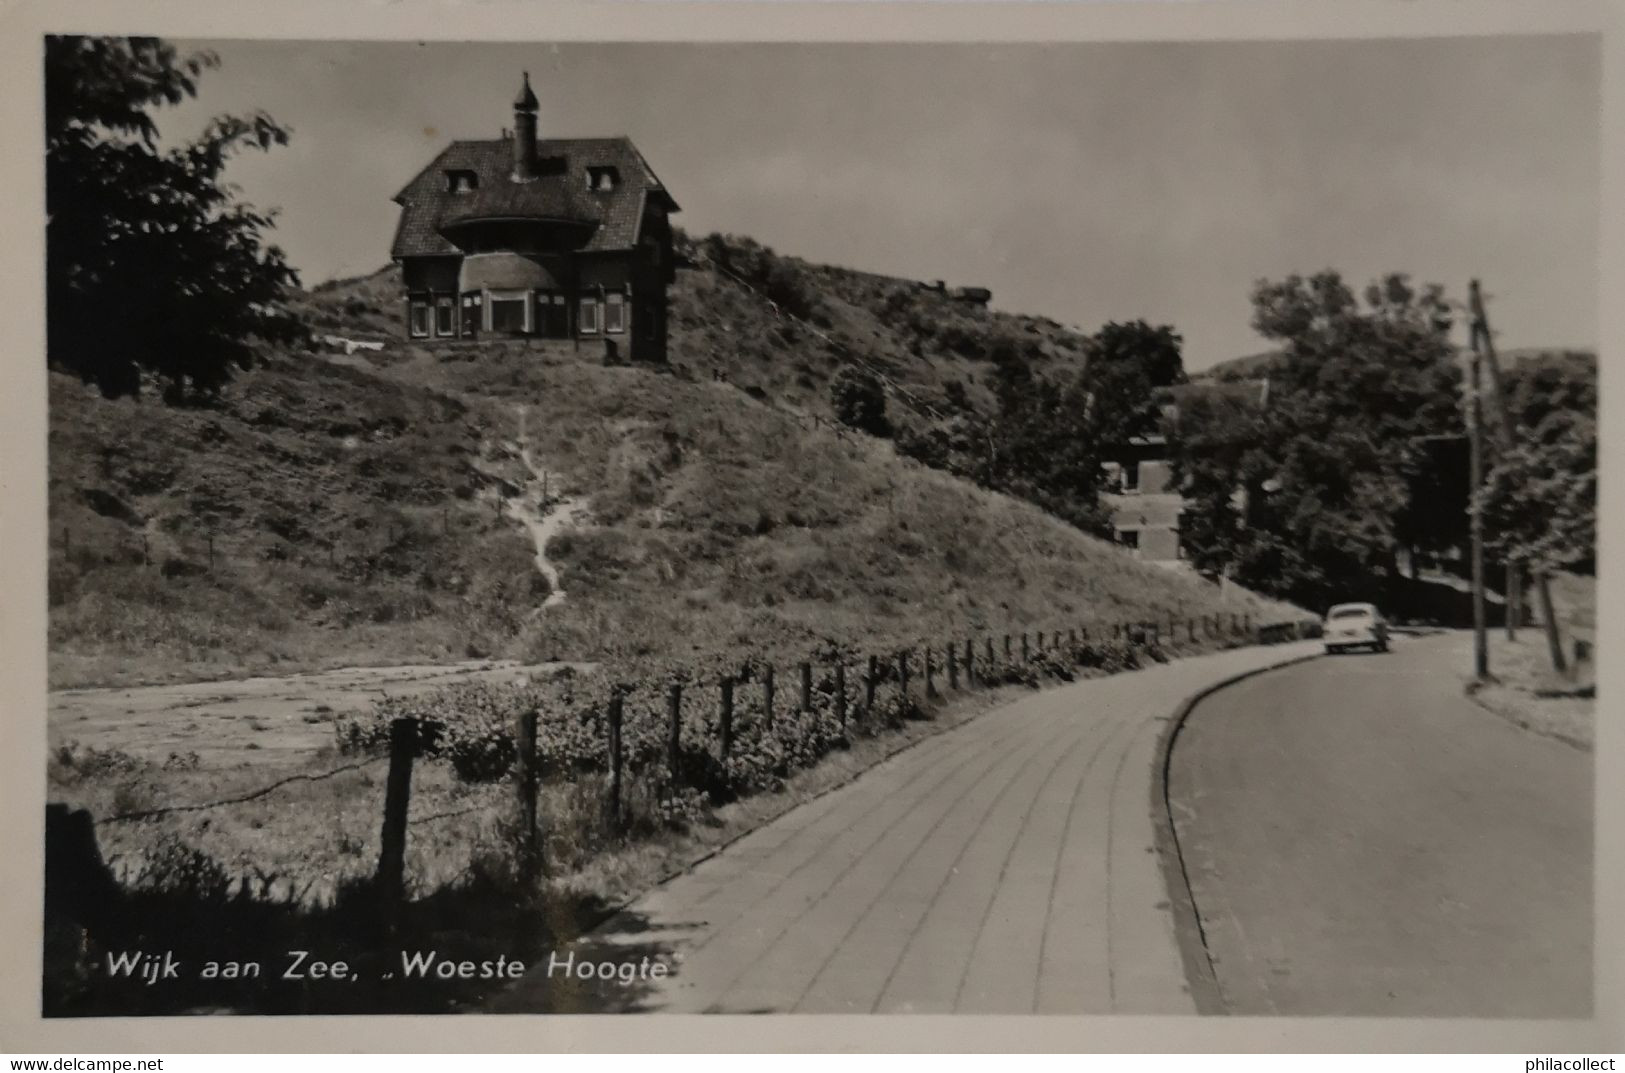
[46,35,304,399]
[1169,271,1463,607]
[1479,352,1596,574]
[897,319,1184,534]
[1086,319,1186,390]
[830,364,891,436]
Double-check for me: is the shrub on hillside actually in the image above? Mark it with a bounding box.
[830,366,890,437]
[698,233,829,327]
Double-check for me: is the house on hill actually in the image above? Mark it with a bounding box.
[1102,378,1270,565]
[390,74,680,362]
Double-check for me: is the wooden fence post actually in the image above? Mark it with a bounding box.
[719,677,735,761]
[947,642,959,690]
[667,681,683,787]
[1003,635,1012,660]
[606,689,624,831]
[1022,633,1030,661]
[835,662,847,735]
[515,709,542,883]
[376,718,417,903]
[799,661,812,712]
[763,665,775,727]
[864,655,878,715]
[1068,628,1077,648]
[898,649,910,702]
[985,636,995,670]
[924,647,935,697]
[1188,619,1196,643]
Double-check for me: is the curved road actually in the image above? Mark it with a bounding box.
[1168,632,1592,1017]
[491,641,1321,1014]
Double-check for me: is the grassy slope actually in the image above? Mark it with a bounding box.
[1465,571,1595,751]
[391,342,1297,670]
[664,238,1095,422]
[48,355,541,688]
[49,246,1301,688]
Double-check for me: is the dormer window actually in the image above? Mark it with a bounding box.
[445,170,479,194]
[586,166,620,192]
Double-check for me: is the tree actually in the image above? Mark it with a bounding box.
[1170,271,1463,608]
[1086,319,1187,390]
[46,35,304,399]
[893,319,1184,536]
[1479,351,1596,575]
[830,364,890,436]
[969,320,1185,534]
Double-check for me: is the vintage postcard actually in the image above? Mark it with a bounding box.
[0,0,1618,1054]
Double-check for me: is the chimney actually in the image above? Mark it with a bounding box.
[512,71,539,182]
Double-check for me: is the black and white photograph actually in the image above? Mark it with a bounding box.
[5,2,1615,1048]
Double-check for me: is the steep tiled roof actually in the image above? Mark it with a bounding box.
[391,137,677,260]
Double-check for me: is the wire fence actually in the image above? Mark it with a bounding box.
[66,608,1319,911]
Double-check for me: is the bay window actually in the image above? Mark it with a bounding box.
[488,290,530,333]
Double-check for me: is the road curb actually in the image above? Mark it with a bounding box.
[1148,646,1323,1016]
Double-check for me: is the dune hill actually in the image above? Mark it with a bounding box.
[48,237,1303,688]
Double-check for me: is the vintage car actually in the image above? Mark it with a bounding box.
[1322,602,1390,654]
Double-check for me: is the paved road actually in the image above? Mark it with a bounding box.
[492,640,1321,1014]
[1168,632,1593,1017]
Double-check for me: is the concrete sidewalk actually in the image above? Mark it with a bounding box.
[492,640,1322,1015]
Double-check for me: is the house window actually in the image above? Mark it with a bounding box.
[579,294,601,334]
[586,166,620,192]
[535,291,568,337]
[488,291,530,333]
[445,170,478,194]
[1122,460,1141,493]
[434,295,456,337]
[409,299,431,338]
[1117,529,1140,553]
[604,292,626,334]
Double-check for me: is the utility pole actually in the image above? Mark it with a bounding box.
[1468,281,1519,640]
[1469,281,1566,673]
[1467,334,1489,681]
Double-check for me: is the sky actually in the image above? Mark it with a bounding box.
[156,36,1601,371]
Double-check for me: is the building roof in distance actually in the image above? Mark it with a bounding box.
[391,136,678,260]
